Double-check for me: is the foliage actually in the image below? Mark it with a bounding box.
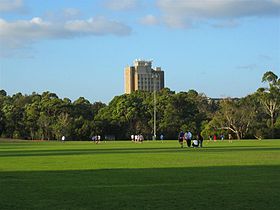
[0,91,106,140]
[0,71,279,140]
[257,71,280,138]
[203,98,256,139]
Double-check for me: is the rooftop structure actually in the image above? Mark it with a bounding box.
[124,60,164,94]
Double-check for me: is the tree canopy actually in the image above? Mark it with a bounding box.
[0,71,279,140]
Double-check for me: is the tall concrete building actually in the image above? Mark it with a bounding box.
[124,60,164,94]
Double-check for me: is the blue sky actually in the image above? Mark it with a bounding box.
[0,0,279,103]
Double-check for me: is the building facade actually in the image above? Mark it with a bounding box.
[124,60,164,94]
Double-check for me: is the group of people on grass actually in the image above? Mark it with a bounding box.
[131,134,144,143]
[178,131,204,148]
[209,134,225,141]
[91,135,101,143]
[208,133,233,143]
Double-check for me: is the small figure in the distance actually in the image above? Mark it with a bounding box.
[192,139,199,148]
[197,132,204,148]
[178,131,184,148]
[160,134,164,142]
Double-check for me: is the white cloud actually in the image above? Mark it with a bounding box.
[259,54,272,60]
[0,0,24,12]
[65,17,132,36]
[212,20,239,28]
[156,0,280,28]
[104,0,140,11]
[236,64,257,71]
[139,15,159,26]
[0,17,131,56]
[43,8,81,23]
[63,8,81,19]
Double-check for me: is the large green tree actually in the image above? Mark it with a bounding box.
[204,98,256,139]
[257,71,280,138]
[0,71,278,140]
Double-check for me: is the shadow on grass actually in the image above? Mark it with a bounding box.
[0,146,279,157]
[1,165,279,210]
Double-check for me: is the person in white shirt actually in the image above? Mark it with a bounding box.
[192,139,198,147]
[186,131,192,147]
[139,134,144,143]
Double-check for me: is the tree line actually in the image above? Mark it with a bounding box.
[0,71,279,140]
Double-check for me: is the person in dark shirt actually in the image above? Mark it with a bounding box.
[197,132,204,148]
[178,131,184,148]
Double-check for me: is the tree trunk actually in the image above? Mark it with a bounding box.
[271,114,274,138]
[236,132,241,140]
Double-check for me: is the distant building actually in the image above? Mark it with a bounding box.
[124,60,164,94]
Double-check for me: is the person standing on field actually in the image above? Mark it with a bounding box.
[178,131,184,148]
[186,131,192,147]
[228,133,232,143]
[184,132,188,146]
[197,132,204,147]
[61,136,65,142]
[160,134,164,142]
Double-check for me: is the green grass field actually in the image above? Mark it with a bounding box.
[0,139,279,210]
